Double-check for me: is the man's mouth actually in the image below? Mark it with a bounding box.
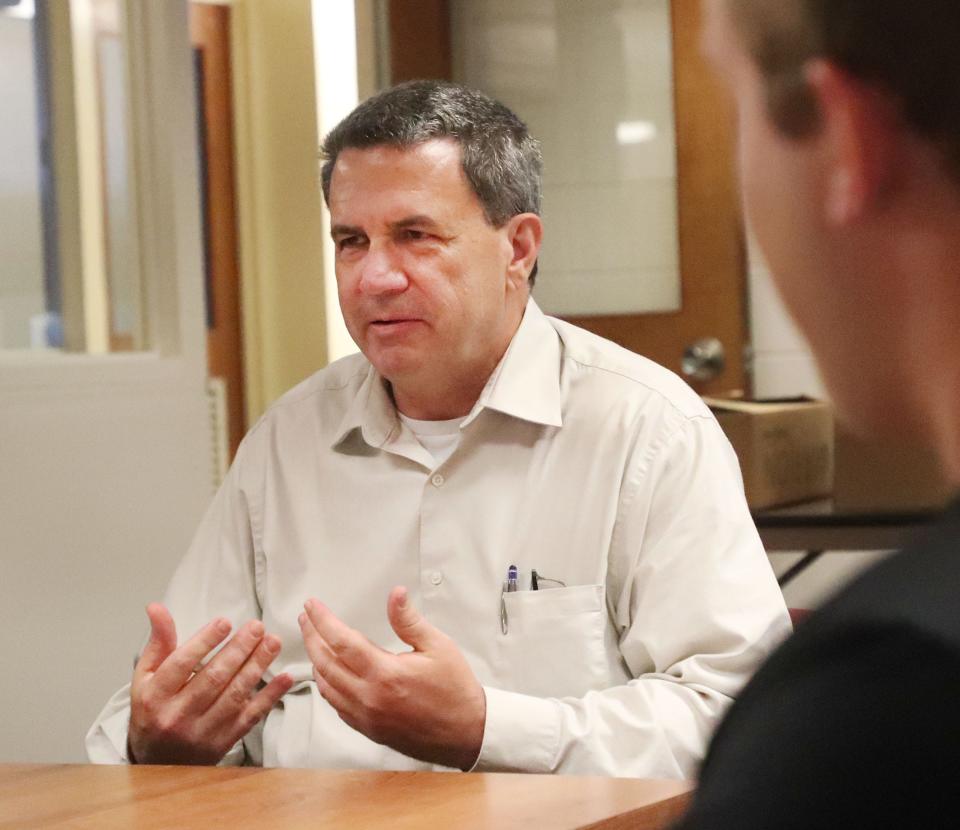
[369,318,423,333]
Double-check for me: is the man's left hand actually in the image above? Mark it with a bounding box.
[299,587,486,770]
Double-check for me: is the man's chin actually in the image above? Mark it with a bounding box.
[365,349,424,384]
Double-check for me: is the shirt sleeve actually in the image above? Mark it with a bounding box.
[474,415,791,777]
[85,437,263,765]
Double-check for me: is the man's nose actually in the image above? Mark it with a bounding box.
[358,245,408,295]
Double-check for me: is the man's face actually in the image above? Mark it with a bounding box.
[702,1,899,431]
[328,139,531,417]
[702,2,830,336]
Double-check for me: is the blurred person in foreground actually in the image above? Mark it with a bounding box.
[680,1,960,826]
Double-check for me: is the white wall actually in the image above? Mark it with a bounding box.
[747,242,891,609]
[0,374,213,762]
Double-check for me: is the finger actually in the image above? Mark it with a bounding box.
[299,613,367,696]
[303,599,379,678]
[180,620,266,716]
[313,666,363,730]
[223,672,295,749]
[299,611,334,663]
[206,632,285,722]
[386,587,438,652]
[150,615,233,696]
[136,603,178,677]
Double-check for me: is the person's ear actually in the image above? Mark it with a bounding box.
[804,59,901,226]
[504,213,543,288]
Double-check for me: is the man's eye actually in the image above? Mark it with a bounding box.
[402,229,429,241]
[337,236,365,251]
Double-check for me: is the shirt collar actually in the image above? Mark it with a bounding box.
[331,365,399,450]
[332,296,563,451]
[462,297,563,429]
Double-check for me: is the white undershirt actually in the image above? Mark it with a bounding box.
[398,413,465,467]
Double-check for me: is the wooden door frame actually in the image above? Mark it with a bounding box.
[191,2,246,459]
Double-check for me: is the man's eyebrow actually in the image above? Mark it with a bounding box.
[330,224,364,237]
[391,215,440,230]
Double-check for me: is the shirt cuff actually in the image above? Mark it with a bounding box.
[472,686,562,773]
[85,684,248,766]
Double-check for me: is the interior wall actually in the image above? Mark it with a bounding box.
[230,0,330,423]
[354,0,380,99]
[311,0,361,366]
[0,378,213,763]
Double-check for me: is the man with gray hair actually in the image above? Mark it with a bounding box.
[87,80,789,776]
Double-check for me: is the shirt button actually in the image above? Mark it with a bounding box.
[430,571,443,586]
[431,473,445,487]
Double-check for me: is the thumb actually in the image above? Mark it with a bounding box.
[137,603,178,675]
[387,587,438,652]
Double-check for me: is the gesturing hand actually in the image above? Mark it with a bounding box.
[128,603,294,765]
[299,587,486,771]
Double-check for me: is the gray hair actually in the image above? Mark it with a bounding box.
[320,80,543,284]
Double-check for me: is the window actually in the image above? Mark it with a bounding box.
[1,0,146,353]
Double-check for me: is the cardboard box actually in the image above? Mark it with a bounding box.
[704,397,834,510]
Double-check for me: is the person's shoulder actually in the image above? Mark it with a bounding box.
[815,499,960,642]
[683,606,960,829]
[733,505,960,709]
[680,502,960,830]
[548,314,712,423]
[243,351,370,443]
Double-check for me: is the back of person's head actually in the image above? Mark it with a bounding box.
[730,0,960,182]
[320,80,542,225]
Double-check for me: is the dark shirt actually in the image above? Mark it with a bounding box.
[678,494,960,829]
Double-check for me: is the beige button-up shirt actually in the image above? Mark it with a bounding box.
[87,299,790,777]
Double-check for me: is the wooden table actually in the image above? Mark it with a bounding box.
[0,764,692,829]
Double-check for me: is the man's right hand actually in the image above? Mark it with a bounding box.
[127,603,294,765]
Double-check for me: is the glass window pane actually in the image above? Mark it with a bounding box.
[451,0,681,317]
[0,0,148,353]
[0,2,48,349]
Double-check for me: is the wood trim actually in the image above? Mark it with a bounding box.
[191,3,246,457]
[388,0,452,83]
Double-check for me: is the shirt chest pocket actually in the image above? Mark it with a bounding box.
[499,584,609,699]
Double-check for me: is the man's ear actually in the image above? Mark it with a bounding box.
[505,213,543,287]
[804,59,902,226]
